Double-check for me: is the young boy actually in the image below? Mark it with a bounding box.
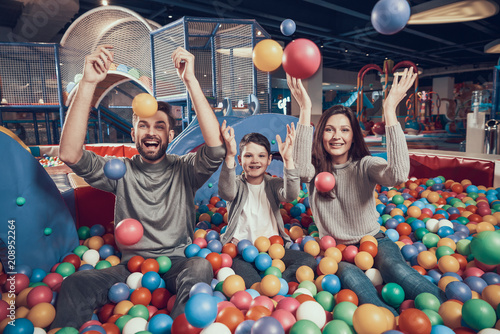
[218,120,316,288]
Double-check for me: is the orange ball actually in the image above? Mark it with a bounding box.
[194,229,207,239]
[222,243,238,258]
[206,252,222,273]
[481,284,500,309]
[476,222,495,233]
[335,289,359,305]
[427,192,441,203]
[438,276,459,291]
[324,247,342,263]
[360,235,378,246]
[268,243,285,259]
[272,260,286,273]
[252,39,283,72]
[127,255,145,272]
[113,300,134,315]
[304,240,321,256]
[27,302,56,328]
[396,223,412,236]
[289,226,304,240]
[318,257,338,275]
[198,213,211,222]
[106,255,121,266]
[216,307,245,332]
[141,258,160,274]
[245,305,272,321]
[88,236,105,250]
[354,251,374,271]
[132,93,158,118]
[359,241,378,257]
[269,235,285,246]
[222,275,246,298]
[407,206,421,220]
[437,238,456,251]
[260,275,281,297]
[438,300,463,329]
[254,236,271,253]
[130,287,152,305]
[296,265,315,282]
[352,304,388,334]
[417,250,437,270]
[437,255,460,273]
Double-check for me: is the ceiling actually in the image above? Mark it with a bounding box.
[1,0,499,83]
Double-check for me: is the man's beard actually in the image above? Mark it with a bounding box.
[136,137,169,162]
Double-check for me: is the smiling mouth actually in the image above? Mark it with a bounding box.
[248,166,261,170]
[143,140,159,149]
[329,143,344,148]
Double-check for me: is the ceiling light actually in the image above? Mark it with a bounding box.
[408,0,499,24]
[366,53,369,56]
[257,31,262,36]
[485,39,500,53]
[168,15,172,19]
[102,0,108,5]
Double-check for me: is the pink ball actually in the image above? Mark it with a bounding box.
[276,297,300,316]
[115,218,144,246]
[167,295,176,313]
[250,296,274,312]
[282,38,321,79]
[79,320,101,332]
[4,274,30,294]
[27,285,53,308]
[474,259,497,272]
[399,299,415,313]
[147,305,158,318]
[319,236,336,251]
[271,309,296,332]
[463,267,484,278]
[343,245,359,263]
[220,253,233,268]
[230,291,253,311]
[314,172,336,192]
[217,300,236,313]
[193,237,208,248]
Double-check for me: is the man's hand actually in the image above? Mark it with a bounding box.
[172,47,196,84]
[81,45,114,86]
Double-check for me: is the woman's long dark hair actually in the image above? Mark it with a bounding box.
[312,105,371,198]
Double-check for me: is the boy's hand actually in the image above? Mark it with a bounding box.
[172,47,196,84]
[287,74,312,112]
[276,123,295,163]
[384,67,417,112]
[81,45,113,86]
[221,120,237,157]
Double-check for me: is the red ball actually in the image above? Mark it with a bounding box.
[26,285,53,308]
[220,253,233,268]
[342,245,359,263]
[335,289,359,305]
[5,273,30,294]
[206,252,222,273]
[151,288,171,309]
[141,259,160,274]
[42,273,63,292]
[319,236,336,251]
[130,287,152,305]
[115,218,144,246]
[98,303,115,323]
[193,238,208,248]
[276,297,301,316]
[269,235,285,246]
[230,290,253,311]
[314,172,336,192]
[282,38,321,79]
[398,308,432,334]
[171,313,201,334]
[216,307,245,332]
[63,254,81,270]
[372,122,386,135]
[222,243,238,258]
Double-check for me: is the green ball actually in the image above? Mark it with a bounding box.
[456,216,469,225]
[467,193,478,200]
[435,246,455,260]
[271,139,276,145]
[95,260,112,270]
[422,232,440,248]
[128,304,149,320]
[157,256,172,274]
[426,179,435,187]
[415,227,429,240]
[299,190,306,198]
[208,183,213,188]
[264,266,282,278]
[437,176,446,183]
[289,319,322,334]
[492,203,500,211]
[308,224,318,234]
[414,292,441,312]
[461,299,497,331]
[73,245,89,258]
[56,327,79,334]
[441,205,451,211]
[29,282,48,288]
[322,319,354,334]
[392,194,404,205]
[291,199,298,205]
[298,280,317,296]
[381,282,405,307]
[448,198,461,206]
[456,239,471,256]
[332,302,357,326]
[381,214,392,223]
[310,232,320,238]
[44,227,53,236]
[315,291,335,312]
[56,262,75,277]
[115,315,133,331]
[215,281,224,293]
[78,226,90,240]
[406,217,416,224]
[422,309,443,326]
[470,231,500,265]
[453,201,466,208]
[16,197,26,206]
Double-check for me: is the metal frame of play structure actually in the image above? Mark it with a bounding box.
[0,6,272,145]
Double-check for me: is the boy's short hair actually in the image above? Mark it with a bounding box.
[132,101,175,131]
[239,132,271,155]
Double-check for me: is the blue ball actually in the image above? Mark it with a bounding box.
[185,244,201,258]
[211,213,224,226]
[205,230,220,242]
[30,268,47,283]
[197,248,212,259]
[215,200,226,208]
[237,239,253,254]
[303,197,310,208]
[78,264,94,271]
[198,204,210,214]
[255,253,273,272]
[90,224,106,237]
[3,318,34,334]
[430,325,455,334]
[411,219,425,231]
[213,291,227,301]
[246,288,261,299]
[401,245,418,261]
[411,201,425,209]
[321,274,341,295]
[185,293,218,328]
[437,226,454,238]
[190,282,214,297]
[108,282,130,303]
[278,278,289,296]
[385,218,399,229]
[15,264,32,279]
[280,19,296,36]
[413,242,427,253]
[376,204,386,214]
[289,206,302,218]
[103,159,127,180]
[147,313,173,334]
[445,281,472,302]
[235,319,256,334]
[482,272,500,285]
[427,269,442,283]
[385,228,399,242]
[207,239,223,253]
[290,243,301,251]
[196,221,211,230]
[142,271,162,291]
[99,244,115,259]
[464,276,488,294]
[466,185,479,194]
[242,245,259,263]
[252,316,285,334]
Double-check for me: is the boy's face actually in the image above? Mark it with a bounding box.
[131,111,174,164]
[238,142,272,182]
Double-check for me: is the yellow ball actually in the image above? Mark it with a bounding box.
[132,93,158,118]
[417,250,437,270]
[268,244,285,260]
[255,236,271,253]
[318,257,338,275]
[272,260,286,273]
[438,276,459,292]
[194,229,207,239]
[361,235,378,246]
[324,247,342,263]
[222,275,246,298]
[437,255,460,273]
[252,39,283,72]
[88,236,104,250]
[354,251,374,271]
[106,255,121,266]
[304,240,321,257]
[114,300,134,315]
[260,275,281,297]
[296,265,315,283]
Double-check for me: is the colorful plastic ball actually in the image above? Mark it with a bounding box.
[27,302,56,328]
[213,307,243,332]
[115,218,143,246]
[207,240,223,253]
[230,290,253,311]
[322,319,354,334]
[255,253,273,272]
[289,319,321,334]
[352,303,388,334]
[222,275,246,298]
[234,320,255,334]
[260,275,282,297]
[314,172,336,192]
[132,93,158,118]
[185,293,217,328]
[296,265,315,283]
[122,317,147,334]
[332,301,357,326]
[190,282,213,297]
[335,289,359,306]
[217,267,236,282]
[147,313,173,334]
[314,290,335,312]
[445,281,472,303]
[280,19,296,36]
[319,236,336,250]
[268,244,285,260]
[470,231,500,265]
[252,39,283,72]
[461,299,497,331]
[398,308,432,334]
[27,285,53,308]
[30,268,47,283]
[141,271,162,291]
[55,262,75,277]
[414,292,441,312]
[372,122,386,135]
[381,282,405,308]
[3,318,35,334]
[365,268,383,286]
[108,282,130,303]
[282,39,321,80]
[242,246,259,263]
[354,251,374,271]
[185,244,201,258]
[251,316,285,334]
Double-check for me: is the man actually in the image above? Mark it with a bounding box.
[52,45,225,328]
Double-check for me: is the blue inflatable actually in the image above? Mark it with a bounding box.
[0,132,79,272]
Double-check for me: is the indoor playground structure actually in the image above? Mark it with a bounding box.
[3,4,500,334]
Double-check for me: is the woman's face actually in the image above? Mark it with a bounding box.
[322,114,353,164]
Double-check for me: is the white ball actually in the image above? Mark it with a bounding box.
[296,300,326,328]
[293,288,313,297]
[425,218,440,233]
[82,249,100,266]
[122,317,147,334]
[217,267,235,281]
[478,330,500,334]
[438,219,453,229]
[33,328,47,334]
[126,272,144,289]
[365,268,383,286]
[201,322,232,334]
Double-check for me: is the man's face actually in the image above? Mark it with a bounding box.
[131,112,174,164]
